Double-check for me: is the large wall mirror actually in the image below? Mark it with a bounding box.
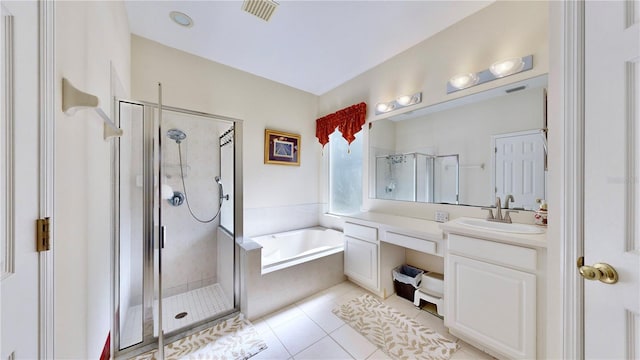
[369,74,547,211]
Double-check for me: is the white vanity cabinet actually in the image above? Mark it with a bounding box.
[442,229,546,360]
[344,222,379,290]
[341,213,443,298]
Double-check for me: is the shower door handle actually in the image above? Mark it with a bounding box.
[160,225,166,249]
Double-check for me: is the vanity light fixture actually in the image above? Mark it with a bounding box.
[375,92,422,115]
[447,55,533,94]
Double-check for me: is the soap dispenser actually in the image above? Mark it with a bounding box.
[534,199,548,226]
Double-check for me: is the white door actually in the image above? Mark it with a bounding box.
[583,1,640,358]
[493,130,546,210]
[0,1,43,359]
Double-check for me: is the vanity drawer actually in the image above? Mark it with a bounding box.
[448,234,537,272]
[385,231,437,255]
[344,222,378,242]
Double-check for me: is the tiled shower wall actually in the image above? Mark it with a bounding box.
[126,111,234,302]
[158,113,226,297]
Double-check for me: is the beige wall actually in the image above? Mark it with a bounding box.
[55,1,131,358]
[318,1,557,357]
[318,0,548,116]
[131,36,320,212]
[318,0,549,223]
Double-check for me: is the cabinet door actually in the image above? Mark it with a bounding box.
[446,254,536,359]
[344,236,378,290]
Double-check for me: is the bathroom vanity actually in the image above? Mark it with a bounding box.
[341,212,443,298]
[341,212,547,360]
[441,218,547,360]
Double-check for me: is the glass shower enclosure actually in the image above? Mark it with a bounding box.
[113,97,243,358]
[375,152,459,204]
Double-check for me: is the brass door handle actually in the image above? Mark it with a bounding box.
[578,260,618,284]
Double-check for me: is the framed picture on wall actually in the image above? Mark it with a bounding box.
[264,129,300,166]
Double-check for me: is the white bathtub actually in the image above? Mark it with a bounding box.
[252,227,344,274]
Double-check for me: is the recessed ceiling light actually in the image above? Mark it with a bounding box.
[169,11,193,28]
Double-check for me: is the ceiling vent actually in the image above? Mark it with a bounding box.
[242,0,279,22]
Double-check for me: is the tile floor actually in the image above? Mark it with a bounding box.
[251,281,495,360]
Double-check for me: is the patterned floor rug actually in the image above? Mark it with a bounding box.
[133,314,267,360]
[332,294,459,360]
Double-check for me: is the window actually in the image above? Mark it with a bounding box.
[329,129,363,215]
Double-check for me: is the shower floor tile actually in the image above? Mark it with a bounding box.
[120,283,233,347]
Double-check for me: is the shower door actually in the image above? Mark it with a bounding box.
[114,99,242,358]
[156,108,237,339]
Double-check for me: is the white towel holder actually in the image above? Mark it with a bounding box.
[62,77,123,140]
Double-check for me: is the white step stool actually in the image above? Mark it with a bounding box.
[413,272,444,316]
[414,288,444,316]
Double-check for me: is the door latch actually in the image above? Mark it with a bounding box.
[577,256,618,284]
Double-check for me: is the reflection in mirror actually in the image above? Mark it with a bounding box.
[369,75,547,211]
[375,153,459,204]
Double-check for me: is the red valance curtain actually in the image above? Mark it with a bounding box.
[315,102,367,148]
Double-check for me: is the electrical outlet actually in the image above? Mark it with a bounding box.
[435,211,449,223]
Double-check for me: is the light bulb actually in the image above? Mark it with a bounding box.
[396,95,413,106]
[449,73,479,90]
[376,102,394,113]
[489,58,525,78]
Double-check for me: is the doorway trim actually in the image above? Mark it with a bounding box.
[554,0,585,359]
[38,0,55,358]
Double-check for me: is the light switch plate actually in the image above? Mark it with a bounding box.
[435,211,449,223]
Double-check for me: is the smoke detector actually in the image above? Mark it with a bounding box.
[242,0,279,22]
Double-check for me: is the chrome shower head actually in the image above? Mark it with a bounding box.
[167,128,187,144]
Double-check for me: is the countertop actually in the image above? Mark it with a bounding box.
[440,217,548,248]
[341,212,443,241]
[341,212,547,249]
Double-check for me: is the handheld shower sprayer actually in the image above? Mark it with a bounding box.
[215,176,229,201]
[167,127,226,223]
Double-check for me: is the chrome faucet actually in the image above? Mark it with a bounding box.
[504,194,515,210]
[481,195,519,223]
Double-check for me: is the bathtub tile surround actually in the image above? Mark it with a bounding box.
[244,203,323,237]
[239,226,345,319]
[252,281,494,360]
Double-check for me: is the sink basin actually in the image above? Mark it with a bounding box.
[455,218,545,234]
